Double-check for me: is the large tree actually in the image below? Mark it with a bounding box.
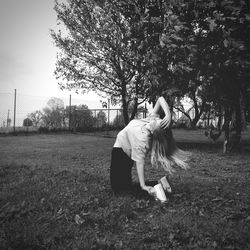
[187,0,250,150]
[42,98,65,129]
[52,0,250,146]
[51,0,151,124]
[70,104,95,131]
[157,0,250,144]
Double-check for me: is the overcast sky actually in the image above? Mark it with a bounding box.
[0,0,100,113]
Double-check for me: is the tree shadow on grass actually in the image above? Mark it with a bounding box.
[177,141,250,155]
[178,141,222,150]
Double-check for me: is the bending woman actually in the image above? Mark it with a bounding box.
[110,96,189,194]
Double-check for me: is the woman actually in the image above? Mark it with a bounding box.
[110,96,189,195]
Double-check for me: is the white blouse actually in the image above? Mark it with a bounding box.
[113,114,162,163]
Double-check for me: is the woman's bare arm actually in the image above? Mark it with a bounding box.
[151,97,171,129]
[136,162,152,193]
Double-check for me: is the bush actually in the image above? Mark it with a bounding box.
[175,122,189,129]
[23,118,33,127]
[38,127,49,133]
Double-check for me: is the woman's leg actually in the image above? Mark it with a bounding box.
[110,147,133,192]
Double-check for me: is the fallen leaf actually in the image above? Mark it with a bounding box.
[211,197,223,202]
[57,208,63,215]
[212,241,218,248]
[245,216,250,222]
[169,233,175,242]
[0,202,10,211]
[199,210,205,216]
[75,214,84,225]
[225,213,244,221]
[81,212,90,216]
[115,240,123,248]
[169,209,177,213]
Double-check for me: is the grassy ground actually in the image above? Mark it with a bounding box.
[0,131,250,249]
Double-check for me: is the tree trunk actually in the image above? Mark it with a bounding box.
[190,109,203,128]
[121,82,129,125]
[207,109,210,127]
[228,95,242,151]
[190,91,206,128]
[172,106,192,126]
[129,97,138,121]
[122,100,129,125]
[223,106,232,154]
[234,98,242,136]
[217,105,223,130]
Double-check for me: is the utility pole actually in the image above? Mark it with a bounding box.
[7,109,10,127]
[13,89,16,133]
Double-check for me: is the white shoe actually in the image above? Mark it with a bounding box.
[153,183,168,203]
[159,176,172,194]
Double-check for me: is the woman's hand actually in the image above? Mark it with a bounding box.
[160,115,171,130]
[142,185,154,194]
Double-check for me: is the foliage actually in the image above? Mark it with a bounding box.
[70,104,95,131]
[112,113,125,128]
[26,98,125,133]
[28,110,43,127]
[42,98,65,129]
[51,0,151,124]
[156,0,249,127]
[96,110,107,127]
[148,0,250,149]
[23,118,33,127]
[47,97,64,110]
[51,0,250,149]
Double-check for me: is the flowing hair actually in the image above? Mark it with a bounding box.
[151,128,190,174]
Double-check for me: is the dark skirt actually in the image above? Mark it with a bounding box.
[110,147,134,192]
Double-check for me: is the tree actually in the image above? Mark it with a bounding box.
[42,98,65,129]
[28,110,43,127]
[52,0,250,149]
[157,0,250,150]
[51,0,150,124]
[173,96,207,129]
[7,118,11,127]
[23,118,33,127]
[112,112,125,128]
[51,0,198,123]
[47,97,64,110]
[96,110,107,128]
[71,104,95,131]
[186,0,250,151]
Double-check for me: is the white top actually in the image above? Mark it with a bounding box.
[114,114,162,163]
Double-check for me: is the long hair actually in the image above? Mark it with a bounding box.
[151,128,189,174]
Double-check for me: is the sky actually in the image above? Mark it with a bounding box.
[0,0,101,123]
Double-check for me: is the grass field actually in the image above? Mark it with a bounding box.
[0,131,250,249]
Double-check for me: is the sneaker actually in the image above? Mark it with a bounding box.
[159,176,172,194]
[153,183,168,203]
